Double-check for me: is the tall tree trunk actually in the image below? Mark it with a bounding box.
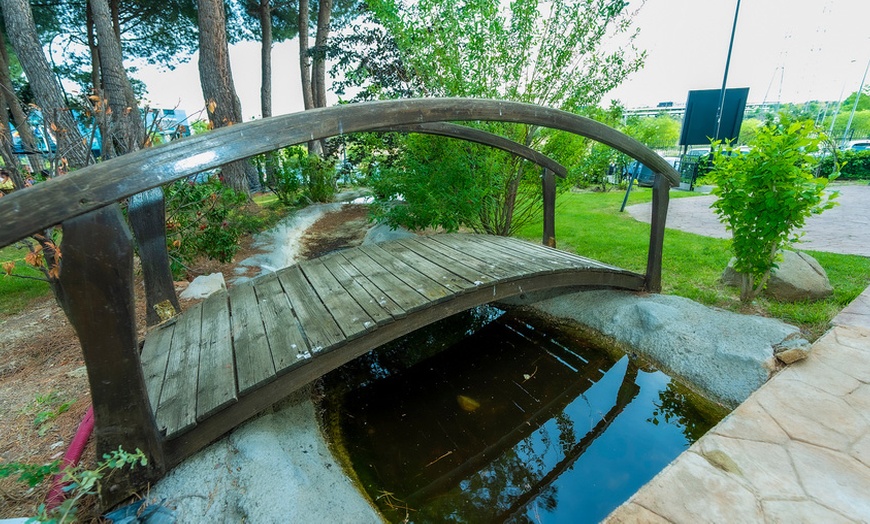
[259,0,272,119]
[91,0,180,325]
[0,0,93,171]
[90,0,144,157]
[258,0,277,184]
[198,0,257,193]
[312,0,332,109]
[0,29,43,170]
[298,0,314,111]
[0,95,19,169]
[86,2,110,158]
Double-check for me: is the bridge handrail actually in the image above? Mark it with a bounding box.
[0,98,678,249]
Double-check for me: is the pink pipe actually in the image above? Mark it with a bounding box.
[45,405,94,509]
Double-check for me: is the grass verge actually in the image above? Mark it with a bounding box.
[516,188,870,340]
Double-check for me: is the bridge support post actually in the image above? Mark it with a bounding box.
[542,168,556,247]
[129,188,180,326]
[59,205,166,506]
[645,173,670,293]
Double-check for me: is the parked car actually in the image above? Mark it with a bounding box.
[845,141,870,152]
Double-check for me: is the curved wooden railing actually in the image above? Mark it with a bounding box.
[0,98,679,502]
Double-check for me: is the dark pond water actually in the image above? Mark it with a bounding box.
[322,306,728,523]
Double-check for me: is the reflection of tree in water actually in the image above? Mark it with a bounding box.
[649,381,730,444]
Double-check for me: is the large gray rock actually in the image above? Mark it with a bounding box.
[722,250,833,302]
[529,290,810,407]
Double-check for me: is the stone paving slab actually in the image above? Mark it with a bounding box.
[604,286,870,523]
[625,184,870,257]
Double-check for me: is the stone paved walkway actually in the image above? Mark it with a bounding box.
[604,284,870,522]
[625,183,870,257]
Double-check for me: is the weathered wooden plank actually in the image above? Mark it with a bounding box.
[141,322,175,411]
[645,173,669,292]
[196,291,236,420]
[393,237,497,285]
[57,204,166,502]
[300,259,377,340]
[377,241,479,292]
[128,188,180,326]
[230,283,275,395]
[319,253,399,324]
[340,249,430,313]
[377,123,568,178]
[0,99,679,250]
[431,235,543,276]
[494,237,619,270]
[408,236,518,280]
[156,300,203,436]
[254,273,311,373]
[359,244,453,303]
[470,235,576,272]
[277,265,345,352]
[542,168,556,247]
[476,236,587,270]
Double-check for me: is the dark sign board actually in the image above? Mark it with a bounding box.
[678,88,749,146]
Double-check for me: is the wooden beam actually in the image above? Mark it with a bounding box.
[542,168,556,247]
[128,188,180,325]
[375,122,567,178]
[57,205,165,505]
[645,173,670,293]
[0,98,679,248]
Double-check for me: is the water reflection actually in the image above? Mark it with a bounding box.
[323,307,726,523]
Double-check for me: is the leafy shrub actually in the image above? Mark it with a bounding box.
[707,116,837,302]
[256,147,336,204]
[163,174,248,276]
[817,149,870,180]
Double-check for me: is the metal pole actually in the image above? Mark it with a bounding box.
[715,0,741,141]
[842,57,870,148]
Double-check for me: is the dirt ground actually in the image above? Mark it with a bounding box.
[0,204,370,520]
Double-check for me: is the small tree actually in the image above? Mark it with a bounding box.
[708,116,837,302]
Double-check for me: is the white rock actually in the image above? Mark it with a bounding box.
[180,273,226,300]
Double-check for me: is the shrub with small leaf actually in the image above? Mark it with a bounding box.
[707,115,838,302]
[163,174,248,276]
[0,447,147,524]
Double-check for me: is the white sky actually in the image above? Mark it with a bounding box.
[135,0,870,121]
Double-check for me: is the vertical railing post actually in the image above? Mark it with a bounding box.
[59,204,166,504]
[129,187,180,326]
[645,173,670,292]
[542,168,556,248]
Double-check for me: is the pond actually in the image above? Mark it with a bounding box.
[321,306,728,523]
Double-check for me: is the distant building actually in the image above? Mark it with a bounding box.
[144,108,191,143]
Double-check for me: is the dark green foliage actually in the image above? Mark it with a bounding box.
[818,150,870,180]
[302,153,338,203]
[0,460,59,488]
[370,133,544,235]
[163,174,248,275]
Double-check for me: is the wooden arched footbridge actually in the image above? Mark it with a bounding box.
[0,98,679,500]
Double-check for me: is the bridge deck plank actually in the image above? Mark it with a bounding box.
[196,291,236,420]
[143,233,645,443]
[231,283,275,395]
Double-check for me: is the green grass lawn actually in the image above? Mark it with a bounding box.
[0,243,51,316]
[516,188,870,340]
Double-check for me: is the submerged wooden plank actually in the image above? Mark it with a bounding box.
[378,241,479,292]
[141,322,175,412]
[255,273,311,373]
[197,292,236,420]
[277,265,345,352]
[156,301,203,436]
[231,283,275,394]
[300,259,377,340]
[359,244,452,302]
[340,249,429,313]
[321,253,399,324]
